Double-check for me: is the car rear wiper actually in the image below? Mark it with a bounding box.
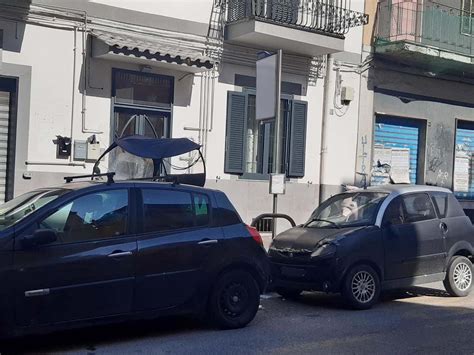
[305,218,340,229]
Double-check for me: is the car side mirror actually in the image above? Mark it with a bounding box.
[21,229,57,249]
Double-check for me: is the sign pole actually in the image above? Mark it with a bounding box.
[272,49,283,239]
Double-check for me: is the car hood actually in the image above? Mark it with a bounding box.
[271,225,367,252]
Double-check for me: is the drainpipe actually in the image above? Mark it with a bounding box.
[209,69,216,133]
[25,161,86,168]
[198,73,204,144]
[69,27,77,162]
[318,54,333,204]
[203,71,211,160]
[202,71,209,159]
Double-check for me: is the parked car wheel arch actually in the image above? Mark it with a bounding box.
[448,241,474,261]
[214,262,266,294]
[341,260,384,289]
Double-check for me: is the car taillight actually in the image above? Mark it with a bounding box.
[246,225,264,247]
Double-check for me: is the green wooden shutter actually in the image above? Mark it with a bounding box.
[288,100,307,178]
[224,91,247,175]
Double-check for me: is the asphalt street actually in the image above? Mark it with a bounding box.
[3,282,474,355]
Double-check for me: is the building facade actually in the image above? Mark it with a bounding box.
[358,0,474,212]
[0,0,368,225]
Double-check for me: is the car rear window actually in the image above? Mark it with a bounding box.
[142,189,195,233]
[431,193,448,218]
[141,189,212,233]
[431,192,465,218]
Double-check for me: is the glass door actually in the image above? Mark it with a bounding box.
[114,108,170,139]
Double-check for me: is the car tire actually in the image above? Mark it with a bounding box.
[342,264,380,310]
[443,256,473,297]
[275,287,302,299]
[208,269,260,329]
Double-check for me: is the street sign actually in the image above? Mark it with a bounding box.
[269,174,286,195]
[256,53,277,121]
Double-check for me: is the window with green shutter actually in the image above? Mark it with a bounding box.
[288,100,307,178]
[224,91,307,178]
[225,92,248,174]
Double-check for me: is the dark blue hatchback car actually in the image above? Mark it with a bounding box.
[0,180,269,338]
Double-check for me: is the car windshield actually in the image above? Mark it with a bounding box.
[306,192,389,228]
[0,189,70,231]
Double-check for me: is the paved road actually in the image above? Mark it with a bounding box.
[3,282,474,354]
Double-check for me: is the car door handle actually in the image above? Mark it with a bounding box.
[108,251,133,258]
[440,222,448,235]
[25,289,50,297]
[198,239,218,245]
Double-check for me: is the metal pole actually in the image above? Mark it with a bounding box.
[272,49,283,239]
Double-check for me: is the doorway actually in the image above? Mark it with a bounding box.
[112,69,173,139]
[0,77,17,202]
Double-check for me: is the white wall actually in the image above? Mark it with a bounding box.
[34,0,212,35]
[4,20,326,181]
[2,24,117,175]
[91,0,213,24]
[1,0,367,223]
[320,64,363,189]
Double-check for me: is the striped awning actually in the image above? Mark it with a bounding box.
[91,29,215,70]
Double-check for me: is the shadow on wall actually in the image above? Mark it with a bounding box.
[0,0,29,53]
[217,43,312,92]
[78,35,195,107]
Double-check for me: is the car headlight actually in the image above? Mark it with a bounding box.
[311,242,337,258]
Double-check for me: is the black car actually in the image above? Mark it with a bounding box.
[269,185,474,309]
[0,180,269,338]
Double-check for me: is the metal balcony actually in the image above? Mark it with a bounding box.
[374,1,473,75]
[225,0,369,56]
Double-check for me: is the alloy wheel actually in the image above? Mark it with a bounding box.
[453,261,472,291]
[351,270,376,304]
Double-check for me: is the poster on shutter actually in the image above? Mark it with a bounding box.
[371,146,392,185]
[390,148,411,184]
[454,150,470,193]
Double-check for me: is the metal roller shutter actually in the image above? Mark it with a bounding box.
[372,116,421,185]
[454,122,474,199]
[0,91,9,203]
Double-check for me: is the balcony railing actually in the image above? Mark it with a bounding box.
[226,0,369,37]
[375,2,473,57]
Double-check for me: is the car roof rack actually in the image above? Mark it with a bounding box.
[64,172,115,184]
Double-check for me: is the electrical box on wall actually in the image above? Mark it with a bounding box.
[74,140,87,160]
[55,136,71,159]
[341,86,354,104]
[87,142,101,160]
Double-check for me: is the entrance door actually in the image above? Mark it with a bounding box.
[112,69,173,139]
[372,116,423,185]
[0,90,10,203]
[114,110,170,139]
[0,77,16,203]
[454,120,474,199]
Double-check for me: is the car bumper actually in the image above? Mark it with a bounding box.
[269,256,342,293]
